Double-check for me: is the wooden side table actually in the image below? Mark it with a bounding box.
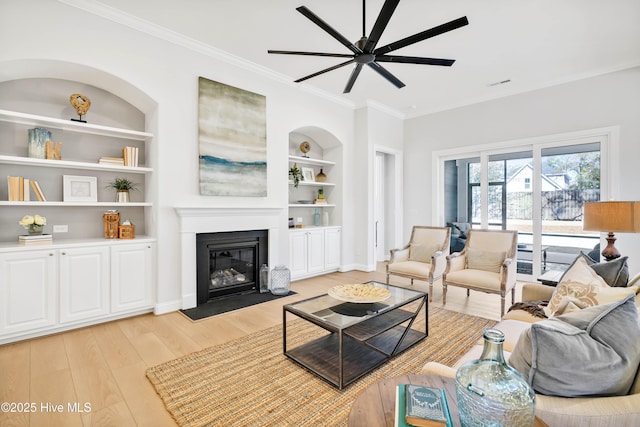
[348,374,548,427]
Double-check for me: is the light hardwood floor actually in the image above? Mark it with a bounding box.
[0,263,522,426]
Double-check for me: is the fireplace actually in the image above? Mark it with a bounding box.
[196,230,268,304]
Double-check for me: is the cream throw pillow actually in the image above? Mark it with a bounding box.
[466,249,506,273]
[546,256,638,317]
[408,243,440,263]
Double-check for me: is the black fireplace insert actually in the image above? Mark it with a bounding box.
[196,230,268,304]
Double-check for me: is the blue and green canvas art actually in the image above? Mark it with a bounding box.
[198,77,267,196]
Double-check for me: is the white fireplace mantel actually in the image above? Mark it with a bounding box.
[175,206,285,309]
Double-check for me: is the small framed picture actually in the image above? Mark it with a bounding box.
[301,167,315,182]
[63,175,98,202]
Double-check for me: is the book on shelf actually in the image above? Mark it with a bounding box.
[99,156,125,166]
[123,146,139,167]
[7,176,41,201]
[395,384,453,427]
[18,234,53,245]
[23,178,30,201]
[30,180,46,202]
[19,234,53,240]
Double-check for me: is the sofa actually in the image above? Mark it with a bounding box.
[422,263,640,427]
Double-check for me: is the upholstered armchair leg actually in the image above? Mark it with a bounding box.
[466,289,470,297]
[386,273,390,284]
[501,296,506,318]
[511,287,515,305]
[442,284,447,306]
[428,283,433,302]
[410,278,414,286]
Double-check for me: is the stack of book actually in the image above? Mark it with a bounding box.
[7,176,46,201]
[18,234,53,245]
[123,146,139,167]
[98,156,125,166]
[395,384,453,427]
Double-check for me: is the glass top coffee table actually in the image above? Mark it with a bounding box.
[283,281,428,389]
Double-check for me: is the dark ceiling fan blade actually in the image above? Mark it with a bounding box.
[363,0,400,53]
[296,6,362,54]
[376,55,455,66]
[343,64,364,93]
[294,59,355,83]
[367,61,405,88]
[374,16,469,55]
[268,50,354,58]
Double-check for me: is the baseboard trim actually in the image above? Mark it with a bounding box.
[154,299,182,315]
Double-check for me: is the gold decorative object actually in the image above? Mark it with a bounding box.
[103,210,120,239]
[69,93,91,122]
[45,141,62,160]
[119,224,135,239]
[299,141,311,157]
[315,168,326,182]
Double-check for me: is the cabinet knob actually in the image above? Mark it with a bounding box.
[61,252,66,255]
[49,253,54,256]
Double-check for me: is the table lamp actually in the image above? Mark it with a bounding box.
[583,201,640,261]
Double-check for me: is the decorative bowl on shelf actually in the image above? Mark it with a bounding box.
[297,200,313,204]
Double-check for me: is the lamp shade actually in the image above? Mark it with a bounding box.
[583,201,640,232]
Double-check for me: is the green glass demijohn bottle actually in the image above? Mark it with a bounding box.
[455,328,535,427]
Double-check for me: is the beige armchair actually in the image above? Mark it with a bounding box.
[443,229,518,318]
[386,226,450,301]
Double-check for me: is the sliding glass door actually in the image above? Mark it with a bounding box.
[443,141,602,279]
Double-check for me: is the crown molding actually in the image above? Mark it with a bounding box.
[58,0,355,109]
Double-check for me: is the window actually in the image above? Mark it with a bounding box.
[439,129,613,278]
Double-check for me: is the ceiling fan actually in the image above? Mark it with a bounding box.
[268,0,469,93]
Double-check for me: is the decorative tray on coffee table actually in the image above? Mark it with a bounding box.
[328,283,391,303]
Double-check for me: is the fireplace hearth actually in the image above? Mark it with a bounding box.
[196,230,268,304]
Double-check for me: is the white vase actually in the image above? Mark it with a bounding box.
[116,191,130,203]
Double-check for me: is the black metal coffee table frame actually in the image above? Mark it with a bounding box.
[283,281,428,389]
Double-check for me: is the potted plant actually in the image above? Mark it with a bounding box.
[106,177,138,202]
[289,163,302,188]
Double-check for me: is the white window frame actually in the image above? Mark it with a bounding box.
[432,126,619,278]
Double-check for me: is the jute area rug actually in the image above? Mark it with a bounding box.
[146,306,495,427]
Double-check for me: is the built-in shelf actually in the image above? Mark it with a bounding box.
[0,154,151,173]
[0,109,152,141]
[288,155,336,167]
[0,201,152,207]
[288,204,336,208]
[288,180,335,187]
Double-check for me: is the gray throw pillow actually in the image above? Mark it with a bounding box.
[561,252,629,287]
[509,294,640,397]
[588,255,629,287]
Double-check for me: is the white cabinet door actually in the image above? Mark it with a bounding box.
[59,246,110,324]
[289,230,308,278]
[111,243,154,313]
[324,227,341,270]
[307,229,325,274]
[0,250,57,335]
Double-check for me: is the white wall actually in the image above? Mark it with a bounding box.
[0,0,363,312]
[404,66,640,273]
[351,105,404,271]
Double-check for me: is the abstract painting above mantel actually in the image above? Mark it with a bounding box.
[198,77,267,196]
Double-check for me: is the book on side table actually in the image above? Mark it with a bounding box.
[395,384,453,427]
